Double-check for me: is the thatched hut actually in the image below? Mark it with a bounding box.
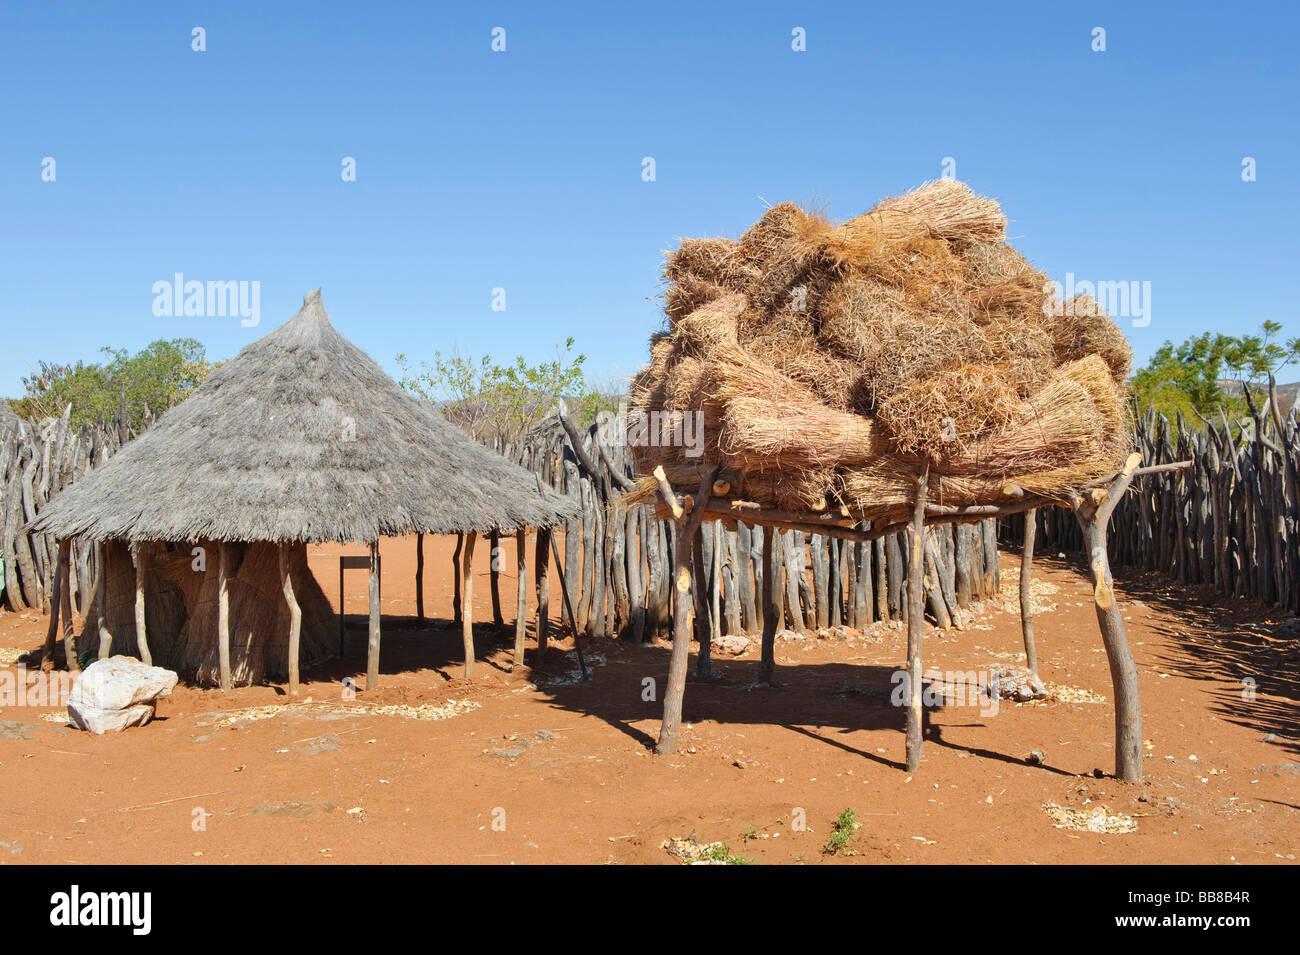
[32,290,576,689]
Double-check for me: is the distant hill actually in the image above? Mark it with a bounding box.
[1218,379,1300,415]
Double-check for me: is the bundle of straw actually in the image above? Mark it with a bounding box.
[628,179,1132,519]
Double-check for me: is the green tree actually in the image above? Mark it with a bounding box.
[396,338,620,443]
[1132,322,1300,421]
[12,338,216,430]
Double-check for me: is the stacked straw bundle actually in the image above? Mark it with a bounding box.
[628,179,1132,524]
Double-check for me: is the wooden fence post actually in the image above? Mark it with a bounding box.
[759,526,780,685]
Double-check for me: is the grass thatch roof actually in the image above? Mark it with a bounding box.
[32,290,577,543]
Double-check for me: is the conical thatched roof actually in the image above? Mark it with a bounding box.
[32,291,577,542]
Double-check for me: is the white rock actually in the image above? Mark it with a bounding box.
[712,635,753,656]
[67,656,178,734]
[983,666,1048,702]
[68,702,157,734]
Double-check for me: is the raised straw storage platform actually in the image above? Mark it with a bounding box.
[629,180,1186,781]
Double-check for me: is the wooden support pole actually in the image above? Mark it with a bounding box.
[655,467,717,755]
[489,529,503,626]
[451,532,463,624]
[513,528,528,666]
[535,526,551,651]
[1020,508,1039,673]
[133,543,151,667]
[218,542,232,691]
[1072,453,1145,783]
[41,538,69,672]
[366,540,381,690]
[338,557,346,656]
[60,544,77,674]
[415,533,425,621]
[461,531,478,678]
[905,464,929,772]
[281,543,302,695]
[95,541,111,659]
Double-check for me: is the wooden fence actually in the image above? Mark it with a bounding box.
[1010,400,1300,614]
[22,398,1284,650]
[0,408,150,614]
[490,414,1004,650]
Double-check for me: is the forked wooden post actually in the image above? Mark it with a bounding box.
[95,541,112,659]
[461,531,478,678]
[905,464,929,772]
[132,543,151,666]
[218,542,232,692]
[1072,452,1145,782]
[513,528,528,666]
[366,540,382,690]
[1020,507,1038,673]
[41,538,70,672]
[655,466,717,755]
[281,543,302,695]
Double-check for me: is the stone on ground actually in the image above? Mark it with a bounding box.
[67,656,179,734]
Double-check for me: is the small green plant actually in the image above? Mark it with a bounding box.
[697,842,754,865]
[823,808,861,855]
[740,825,760,845]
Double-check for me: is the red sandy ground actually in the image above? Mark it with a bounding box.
[0,534,1295,865]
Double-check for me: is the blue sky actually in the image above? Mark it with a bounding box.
[1,1,1296,397]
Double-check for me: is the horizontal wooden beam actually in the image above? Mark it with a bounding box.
[649,456,1189,542]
